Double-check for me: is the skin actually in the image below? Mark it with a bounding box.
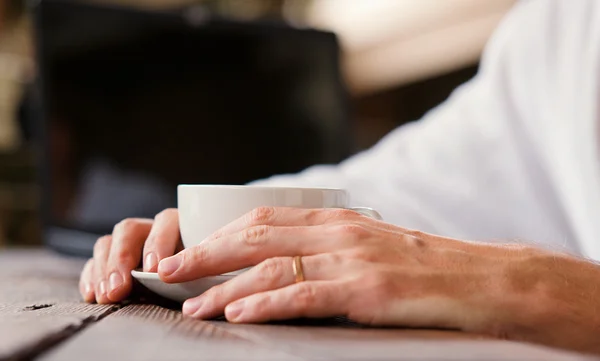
[80,207,600,355]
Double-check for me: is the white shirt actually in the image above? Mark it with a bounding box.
[252,0,600,260]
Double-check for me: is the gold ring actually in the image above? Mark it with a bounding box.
[292,256,305,283]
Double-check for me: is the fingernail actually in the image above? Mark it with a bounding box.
[109,272,123,292]
[84,283,93,296]
[158,254,183,277]
[145,253,158,272]
[225,300,245,322]
[99,280,107,296]
[182,297,204,317]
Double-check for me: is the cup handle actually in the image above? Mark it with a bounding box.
[349,207,383,220]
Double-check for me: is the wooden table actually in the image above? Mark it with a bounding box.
[1,248,597,361]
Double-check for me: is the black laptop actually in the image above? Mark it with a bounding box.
[30,0,353,257]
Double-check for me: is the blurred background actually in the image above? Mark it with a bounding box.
[0,0,516,250]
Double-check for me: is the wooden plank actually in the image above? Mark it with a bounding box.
[0,248,92,305]
[0,303,116,360]
[40,304,306,361]
[0,249,118,360]
[41,303,597,361]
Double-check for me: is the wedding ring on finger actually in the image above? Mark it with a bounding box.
[292,256,305,283]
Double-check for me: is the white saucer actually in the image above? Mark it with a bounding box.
[131,270,236,303]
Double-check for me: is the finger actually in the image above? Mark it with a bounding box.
[204,207,364,242]
[159,224,341,282]
[142,209,181,272]
[79,259,95,303]
[224,281,348,323]
[92,235,112,304]
[106,218,153,302]
[183,254,347,319]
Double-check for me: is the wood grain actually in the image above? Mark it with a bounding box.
[0,249,116,360]
[42,304,598,361]
[40,305,305,361]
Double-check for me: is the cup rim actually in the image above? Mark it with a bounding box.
[177,184,347,192]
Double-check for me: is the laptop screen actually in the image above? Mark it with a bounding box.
[32,0,352,255]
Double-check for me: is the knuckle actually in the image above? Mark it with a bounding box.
[112,248,135,267]
[247,206,275,226]
[295,284,318,309]
[114,218,142,236]
[81,259,94,278]
[256,258,286,285]
[205,284,226,302]
[303,208,327,223]
[154,208,177,222]
[328,208,361,220]
[189,246,209,263]
[206,229,222,241]
[332,223,369,240]
[241,225,271,246]
[252,293,273,314]
[93,235,111,255]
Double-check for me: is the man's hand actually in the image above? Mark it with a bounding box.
[79,208,182,303]
[156,207,600,354]
[80,206,600,354]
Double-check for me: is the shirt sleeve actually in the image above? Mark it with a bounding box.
[251,0,600,257]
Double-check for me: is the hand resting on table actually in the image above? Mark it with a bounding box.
[80,207,600,355]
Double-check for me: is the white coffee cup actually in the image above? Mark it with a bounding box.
[177,184,381,249]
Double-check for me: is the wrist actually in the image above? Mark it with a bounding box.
[491,246,600,352]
